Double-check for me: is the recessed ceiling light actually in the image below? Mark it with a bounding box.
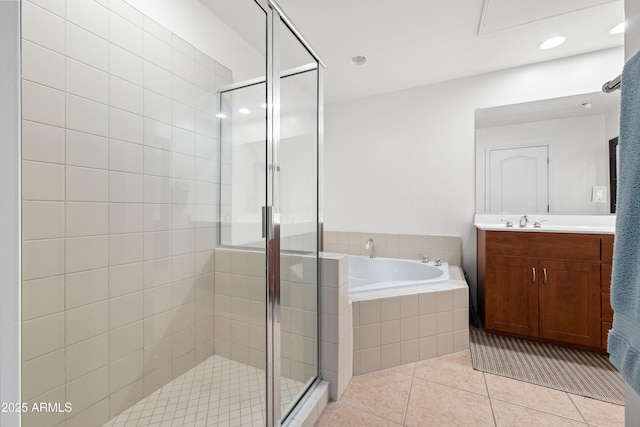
[238,108,251,114]
[539,36,566,50]
[610,22,625,35]
[582,102,592,109]
[350,55,368,66]
[216,113,227,119]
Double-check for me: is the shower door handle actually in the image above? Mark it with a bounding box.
[262,206,273,239]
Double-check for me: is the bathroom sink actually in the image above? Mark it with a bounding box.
[474,214,615,234]
[477,224,614,234]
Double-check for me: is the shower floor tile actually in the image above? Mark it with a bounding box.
[103,355,306,427]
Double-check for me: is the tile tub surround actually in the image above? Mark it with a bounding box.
[20,1,227,425]
[324,231,462,265]
[352,266,469,375]
[319,253,353,401]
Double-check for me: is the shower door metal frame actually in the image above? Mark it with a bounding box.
[265,5,282,425]
[218,1,325,425]
[0,2,22,426]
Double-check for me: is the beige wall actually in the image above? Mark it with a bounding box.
[20,1,226,425]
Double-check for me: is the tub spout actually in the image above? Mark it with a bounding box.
[365,237,375,258]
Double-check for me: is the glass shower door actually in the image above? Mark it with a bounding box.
[218,5,322,425]
[218,79,270,424]
[277,19,320,422]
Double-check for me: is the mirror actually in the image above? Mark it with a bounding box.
[475,90,620,215]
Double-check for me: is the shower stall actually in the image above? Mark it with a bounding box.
[16,0,323,425]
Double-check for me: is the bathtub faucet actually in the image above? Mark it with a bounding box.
[417,253,429,263]
[365,237,375,258]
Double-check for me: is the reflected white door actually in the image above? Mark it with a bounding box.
[486,145,549,213]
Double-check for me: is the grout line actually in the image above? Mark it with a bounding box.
[483,372,498,426]
[566,393,590,425]
[411,365,491,399]
[401,366,416,426]
[489,394,590,424]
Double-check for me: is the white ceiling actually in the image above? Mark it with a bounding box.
[202,0,624,104]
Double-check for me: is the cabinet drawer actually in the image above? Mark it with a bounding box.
[602,235,614,263]
[484,231,600,261]
[602,264,612,291]
[602,292,613,321]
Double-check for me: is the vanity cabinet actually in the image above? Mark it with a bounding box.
[483,256,539,337]
[478,230,608,352]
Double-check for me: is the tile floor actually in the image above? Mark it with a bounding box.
[103,355,306,427]
[315,350,625,427]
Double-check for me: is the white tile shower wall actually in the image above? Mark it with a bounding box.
[20,1,229,425]
[324,231,462,266]
[319,253,352,401]
[214,248,318,385]
[213,248,265,370]
[352,276,469,376]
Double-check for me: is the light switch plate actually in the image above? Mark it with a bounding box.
[592,186,607,203]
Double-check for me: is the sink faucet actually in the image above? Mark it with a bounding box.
[417,253,429,263]
[365,237,375,258]
[519,215,529,227]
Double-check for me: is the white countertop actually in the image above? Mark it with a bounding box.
[474,213,616,234]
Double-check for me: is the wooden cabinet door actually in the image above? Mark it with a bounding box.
[485,256,539,337]
[538,260,601,347]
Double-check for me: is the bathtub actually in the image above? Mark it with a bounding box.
[347,254,469,375]
[348,255,450,293]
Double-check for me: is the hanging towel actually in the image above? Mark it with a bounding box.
[609,49,640,396]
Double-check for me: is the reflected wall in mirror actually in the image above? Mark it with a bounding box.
[475,91,620,215]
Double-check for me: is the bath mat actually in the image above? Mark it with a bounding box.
[469,328,624,405]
